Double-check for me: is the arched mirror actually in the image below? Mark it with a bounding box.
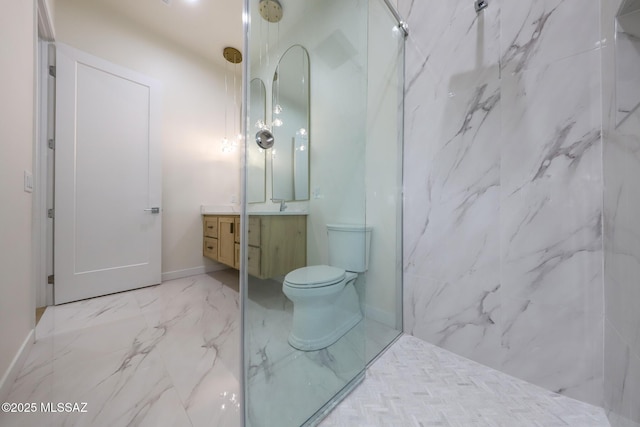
[271,45,310,201]
[248,78,267,203]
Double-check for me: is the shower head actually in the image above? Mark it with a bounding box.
[259,0,283,23]
[475,0,488,13]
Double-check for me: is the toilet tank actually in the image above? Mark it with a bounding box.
[327,224,372,273]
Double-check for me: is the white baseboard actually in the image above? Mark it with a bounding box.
[0,329,35,403]
[161,264,227,282]
[364,304,396,328]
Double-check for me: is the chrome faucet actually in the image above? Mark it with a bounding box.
[271,198,287,212]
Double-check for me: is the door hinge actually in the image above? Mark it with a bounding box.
[48,138,55,150]
[47,208,54,219]
[48,65,56,77]
[47,275,54,284]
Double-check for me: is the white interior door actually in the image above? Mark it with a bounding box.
[54,43,161,304]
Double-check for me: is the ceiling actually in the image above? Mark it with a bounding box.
[93,0,244,67]
[89,0,330,68]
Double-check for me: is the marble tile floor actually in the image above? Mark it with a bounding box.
[242,274,400,426]
[245,275,399,378]
[320,335,610,427]
[1,271,610,427]
[0,271,242,427]
[0,271,398,427]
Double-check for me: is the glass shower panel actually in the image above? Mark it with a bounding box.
[243,0,369,426]
[363,0,405,363]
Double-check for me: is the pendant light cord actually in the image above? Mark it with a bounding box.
[233,59,238,142]
[224,56,229,141]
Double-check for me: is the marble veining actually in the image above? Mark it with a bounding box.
[400,0,606,410]
[500,0,601,75]
[447,83,500,145]
[501,5,558,75]
[530,123,601,182]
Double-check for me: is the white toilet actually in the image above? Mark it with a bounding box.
[282,224,372,351]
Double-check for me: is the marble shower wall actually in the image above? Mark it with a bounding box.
[603,1,640,426]
[398,0,604,406]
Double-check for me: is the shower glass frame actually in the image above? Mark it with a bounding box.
[240,1,406,426]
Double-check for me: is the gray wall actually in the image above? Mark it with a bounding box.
[399,0,604,406]
[603,1,640,425]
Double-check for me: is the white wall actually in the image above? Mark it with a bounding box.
[54,0,241,278]
[0,0,36,397]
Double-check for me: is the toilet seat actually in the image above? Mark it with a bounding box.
[284,265,345,289]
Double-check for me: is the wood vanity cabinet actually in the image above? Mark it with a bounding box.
[203,216,218,260]
[234,217,240,270]
[217,217,236,267]
[202,214,306,279]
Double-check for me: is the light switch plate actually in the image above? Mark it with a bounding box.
[24,170,34,193]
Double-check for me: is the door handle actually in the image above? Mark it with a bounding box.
[144,207,161,214]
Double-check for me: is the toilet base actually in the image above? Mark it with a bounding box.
[288,311,362,351]
[285,279,363,352]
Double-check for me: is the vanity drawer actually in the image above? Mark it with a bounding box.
[247,245,261,277]
[204,217,218,238]
[247,217,261,247]
[217,217,236,267]
[203,237,218,260]
[234,243,240,269]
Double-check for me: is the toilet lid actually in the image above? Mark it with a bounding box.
[284,265,346,288]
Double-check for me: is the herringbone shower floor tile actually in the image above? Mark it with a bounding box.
[322,335,609,427]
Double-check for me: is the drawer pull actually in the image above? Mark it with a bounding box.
[207,226,214,229]
[207,246,214,250]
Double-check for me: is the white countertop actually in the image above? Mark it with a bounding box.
[200,205,308,216]
[247,211,308,216]
[200,205,240,215]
